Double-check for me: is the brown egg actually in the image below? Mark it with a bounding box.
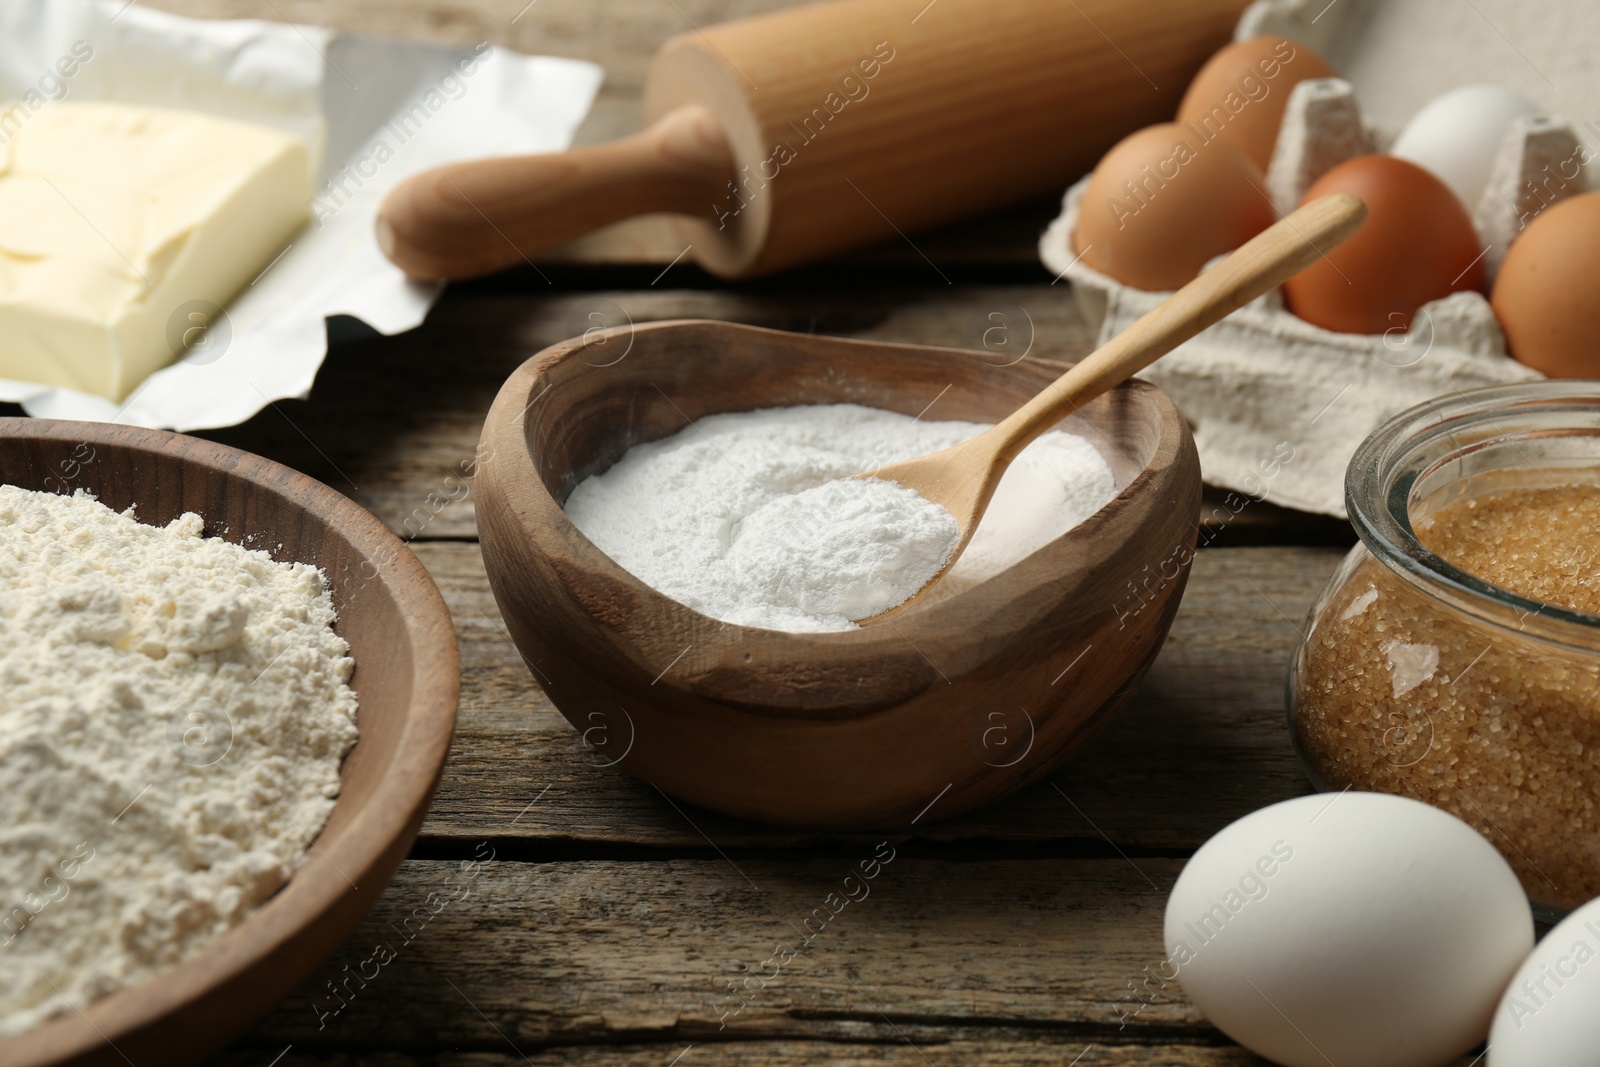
[1177,36,1338,171]
[1492,193,1600,378]
[1073,123,1275,291]
[1282,155,1486,335]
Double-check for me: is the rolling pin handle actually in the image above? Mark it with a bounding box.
[376,104,734,281]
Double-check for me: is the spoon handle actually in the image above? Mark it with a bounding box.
[991,192,1367,463]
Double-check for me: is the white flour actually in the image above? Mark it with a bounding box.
[565,404,1119,632]
[0,487,358,1038]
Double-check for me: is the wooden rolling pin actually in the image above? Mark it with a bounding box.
[377,0,1249,280]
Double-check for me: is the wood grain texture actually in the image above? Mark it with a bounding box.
[415,542,1342,849]
[196,292,1348,548]
[644,0,1248,277]
[369,0,1250,277]
[0,421,461,1067]
[141,0,1148,269]
[866,196,1363,623]
[216,857,1200,1045]
[211,856,1480,1065]
[138,0,1138,272]
[73,7,1370,1065]
[204,290,1100,543]
[378,104,737,280]
[476,321,1200,826]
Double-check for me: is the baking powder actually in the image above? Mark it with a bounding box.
[565,404,1118,632]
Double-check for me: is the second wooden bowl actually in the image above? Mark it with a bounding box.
[477,320,1200,827]
[0,420,459,1066]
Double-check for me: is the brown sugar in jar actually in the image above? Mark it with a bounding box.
[1289,385,1600,916]
[1415,486,1600,615]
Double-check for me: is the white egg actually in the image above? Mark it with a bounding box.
[1390,85,1542,211]
[1164,792,1532,1067]
[1489,895,1600,1065]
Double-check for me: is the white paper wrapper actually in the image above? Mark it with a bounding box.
[0,0,603,429]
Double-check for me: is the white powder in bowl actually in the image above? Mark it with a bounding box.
[727,478,960,622]
[0,487,358,1038]
[564,404,1119,632]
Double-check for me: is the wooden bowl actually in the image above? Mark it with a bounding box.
[477,321,1200,827]
[0,420,459,1067]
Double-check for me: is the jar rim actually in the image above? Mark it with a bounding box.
[1347,380,1600,646]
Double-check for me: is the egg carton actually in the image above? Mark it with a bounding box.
[1040,0,1593,517]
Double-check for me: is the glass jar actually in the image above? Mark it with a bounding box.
[1289,381,1600,917]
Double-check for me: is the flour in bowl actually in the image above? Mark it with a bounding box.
[0,487,358,1038]
[564,404,1119,632]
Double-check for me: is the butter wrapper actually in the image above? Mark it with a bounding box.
[0,0,603,429]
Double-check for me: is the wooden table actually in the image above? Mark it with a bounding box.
[53,2,1365,1062]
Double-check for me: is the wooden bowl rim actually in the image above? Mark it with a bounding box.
[0,418,460,1063]
[480,319,1193,695]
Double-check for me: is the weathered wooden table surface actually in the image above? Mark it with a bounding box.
[92,2,1366,1063]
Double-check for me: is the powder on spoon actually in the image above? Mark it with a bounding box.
[564,403,1119,632]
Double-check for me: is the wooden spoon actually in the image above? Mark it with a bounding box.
[859,191,1367,624]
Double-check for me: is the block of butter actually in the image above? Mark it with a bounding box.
[0,103,310,401]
